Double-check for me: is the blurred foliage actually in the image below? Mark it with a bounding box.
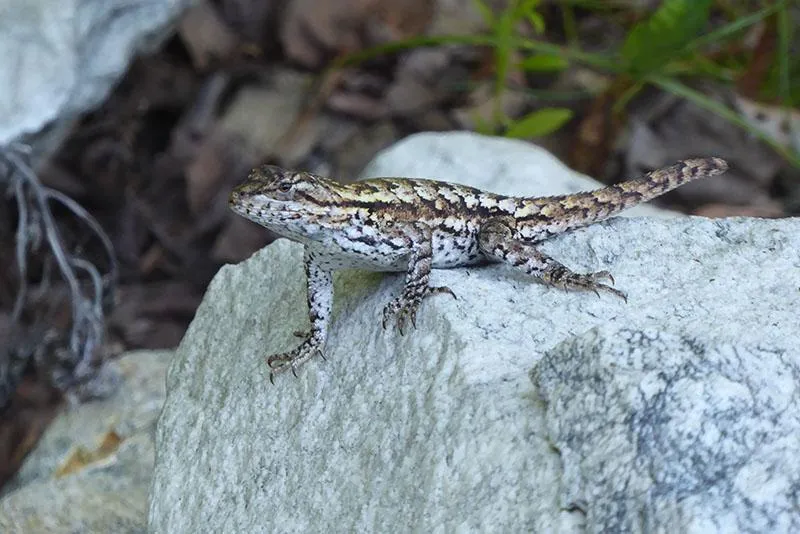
[340,0,799,166]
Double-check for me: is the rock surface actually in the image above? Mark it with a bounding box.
[149,132,800,533]
[0,0,193,150]
[534,328,800,533]
[0,350,172,533]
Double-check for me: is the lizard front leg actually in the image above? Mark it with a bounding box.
[266,250,333,380]
[478,218,627,300]
[382,221,456,333]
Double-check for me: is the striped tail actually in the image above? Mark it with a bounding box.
[517,157,729,236]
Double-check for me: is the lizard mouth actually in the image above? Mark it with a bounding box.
[229,194,305,224]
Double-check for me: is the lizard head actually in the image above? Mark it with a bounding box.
[229,165,344,236]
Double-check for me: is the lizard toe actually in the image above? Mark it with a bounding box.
[382,284,456,333]
[265,339,325,381]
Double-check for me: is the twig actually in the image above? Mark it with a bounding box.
[0,141,118,399]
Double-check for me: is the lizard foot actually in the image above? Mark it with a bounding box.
[382,285,456,334]
[544,268,628,302]
[266,337,324,383]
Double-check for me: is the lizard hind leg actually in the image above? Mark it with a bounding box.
[381,221,457,334]
[477,218,627,301]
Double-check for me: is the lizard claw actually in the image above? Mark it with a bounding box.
[383,299,414,335]
[545,268,628,302]
[266,337,325,382]
[431,286,457,300]
[382,284,455,333]
[588,271,627,301]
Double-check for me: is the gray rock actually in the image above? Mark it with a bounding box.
[533,328,800,533]
[0,434,153,534]
[149,133,800,533]
[0,350,172,533]
[0,0,194,150]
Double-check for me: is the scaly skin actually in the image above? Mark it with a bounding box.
[229,157,728,379]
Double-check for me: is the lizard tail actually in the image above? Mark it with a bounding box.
[519,157,728,232]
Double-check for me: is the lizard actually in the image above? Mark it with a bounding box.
[229,157,728,379]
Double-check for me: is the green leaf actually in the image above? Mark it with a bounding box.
[518,0,545,33]
[519,54,569,71]
[525,11,546,34]
[505,108,573,138]
[622,0,713,76]
[518,0,542,11]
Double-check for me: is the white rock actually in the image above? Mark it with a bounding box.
[149,133,800,533]
[0,0,193,148]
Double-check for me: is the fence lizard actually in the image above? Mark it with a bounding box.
[229,157,728,379]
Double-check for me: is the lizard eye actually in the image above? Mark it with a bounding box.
[276,181,293,193]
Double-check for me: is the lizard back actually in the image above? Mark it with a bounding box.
[229,158,728,269]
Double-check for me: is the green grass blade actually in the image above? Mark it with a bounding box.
[685,3,781,52]
[775,0,792,106]
[519,54,569,71]
[505,108,574,138]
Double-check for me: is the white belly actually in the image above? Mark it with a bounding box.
[430,231,484,268]
[303,227,486,272]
